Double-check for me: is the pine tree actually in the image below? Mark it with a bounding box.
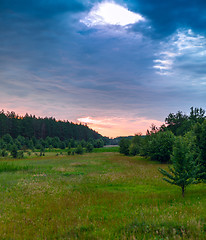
[75,145,84,155]
[10,144,18,158]
[158,137,198,197]
[86,142,94,153]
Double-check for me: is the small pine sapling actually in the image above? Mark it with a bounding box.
[159,137,198,197]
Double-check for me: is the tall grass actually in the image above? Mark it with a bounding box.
[0,162,29,173]
[0,152,205,239]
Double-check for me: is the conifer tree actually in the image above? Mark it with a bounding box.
[10,144,18,158]
[159,137,198,197]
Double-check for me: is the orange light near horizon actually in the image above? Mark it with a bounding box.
[77,116,163,138]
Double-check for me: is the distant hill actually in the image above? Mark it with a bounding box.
[0,110,104,141]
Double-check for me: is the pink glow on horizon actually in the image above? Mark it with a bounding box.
[77,116,163,138]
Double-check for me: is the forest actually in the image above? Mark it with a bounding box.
[0,110,107,158]
[0,110,103,140]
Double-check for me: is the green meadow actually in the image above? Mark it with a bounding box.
[0,149,205,239]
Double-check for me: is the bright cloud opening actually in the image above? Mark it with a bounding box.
[81,1,144,27]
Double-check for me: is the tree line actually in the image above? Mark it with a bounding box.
[0,110,103,140]
[119,107,206,196]
[0,110,107,158]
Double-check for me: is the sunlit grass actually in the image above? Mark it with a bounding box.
[0,152,205,239]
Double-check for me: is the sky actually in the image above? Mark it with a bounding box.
[1,0,206,138]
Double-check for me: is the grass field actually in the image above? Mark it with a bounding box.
[0,150,205,239]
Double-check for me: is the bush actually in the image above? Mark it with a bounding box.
[94,139,104,148]
[129,144,140,156]
[17,150,24,159]
[11,145,18,158]
[0,149,8,157]
[75,145,84,155]
[145,131,175,163]
[86,143,94,152]
[119,139,130,156]
[129,135,142,156]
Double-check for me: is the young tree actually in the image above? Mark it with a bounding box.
[119,138,130,156]
[86,142,94,153]
[75,145,84,155]
[129,134,142,156]
[94,139,104,148]
[146,131,175,163]
[159,137,198,197]
[10,144,18,158]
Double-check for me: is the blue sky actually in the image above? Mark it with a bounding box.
[1,0,206,137]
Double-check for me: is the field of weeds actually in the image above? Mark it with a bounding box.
[0,151,205,239]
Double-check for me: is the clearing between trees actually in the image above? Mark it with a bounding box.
[0,150,205,239]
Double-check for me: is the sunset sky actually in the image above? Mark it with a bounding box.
[1,0,206,138]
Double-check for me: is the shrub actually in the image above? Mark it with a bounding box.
[11,145,18,158]
[129,144,140,156]
[17,150,24,159]
[146,131,175,163]
[0,149,8,157]
[75,145,84,155]
[86,143,94,153]
[119,139,130,156]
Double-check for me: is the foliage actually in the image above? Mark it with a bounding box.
[10,144,18,158]
[93,139,104,148]
[0,110,104,141]
[159,137,198,197]
[86,143,94,152]
[129,134,142,156]
[145,131,175,163]
[0,149,8,157]
[119,138,131,156]
[164,107,206,136]
[75,145,84,155]
[129,144,140,156]
[193,120,206,181]
[18,150,24,159]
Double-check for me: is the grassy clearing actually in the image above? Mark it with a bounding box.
[93,146,119,153]
[0,152,205,239]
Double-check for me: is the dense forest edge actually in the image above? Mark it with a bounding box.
[0,110,105,140]
[0,110,111,158]
[119,107,206,196]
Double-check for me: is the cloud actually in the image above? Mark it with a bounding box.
[80,1,145,27]
[127,0,206,37]
[153,29,206,75]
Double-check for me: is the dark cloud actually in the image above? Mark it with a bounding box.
[0,0,85,18]
[126,0,206,37]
